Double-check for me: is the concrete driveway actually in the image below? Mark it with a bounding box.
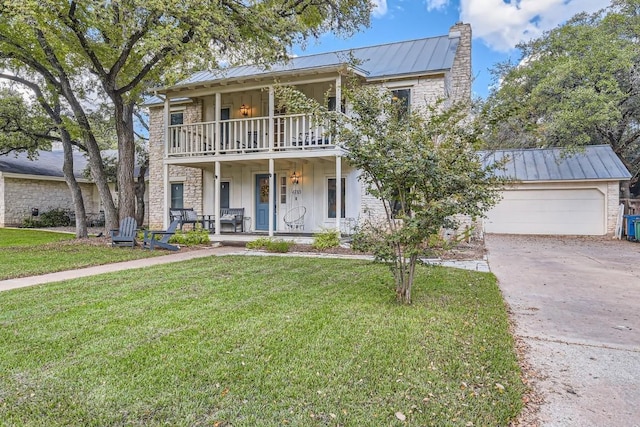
[485,234,640,427]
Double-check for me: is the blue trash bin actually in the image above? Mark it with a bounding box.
[623,215,640,240]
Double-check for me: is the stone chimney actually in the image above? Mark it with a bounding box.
[447,22,472,101]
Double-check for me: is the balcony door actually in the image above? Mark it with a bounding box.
[255,174,276,231]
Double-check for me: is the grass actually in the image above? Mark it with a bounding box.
[0,228,75,247]
[0,256,525,426]
[0,228,168,280]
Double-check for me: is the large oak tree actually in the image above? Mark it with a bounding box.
[0,0,371,229]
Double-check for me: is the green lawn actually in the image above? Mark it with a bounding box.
[0,256,525,426]
[0,228,166,280]
[0,228,75,247]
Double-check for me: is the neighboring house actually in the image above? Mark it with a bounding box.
[146,23,472,237]
[0,148,149,228]
[0,149,101,227]
[483,145,631,235]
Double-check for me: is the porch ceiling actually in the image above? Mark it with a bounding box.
[164,149,344,169]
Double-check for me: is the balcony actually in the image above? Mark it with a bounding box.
[167,114,335,158]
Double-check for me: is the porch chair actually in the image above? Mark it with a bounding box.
[109,216,138,247]
[283,206,306,231]
[142,220,180,251]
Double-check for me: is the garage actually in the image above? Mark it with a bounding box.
[485,186,605,235]
[482,145,631,236]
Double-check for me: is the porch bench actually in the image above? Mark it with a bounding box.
[170,208,205,230]
[220,208,244,232]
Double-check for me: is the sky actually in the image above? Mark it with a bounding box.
[292,0,612,98]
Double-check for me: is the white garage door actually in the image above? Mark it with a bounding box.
[485,188,605,235]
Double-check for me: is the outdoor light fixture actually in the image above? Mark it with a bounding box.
[240,104,249,117]
[290,171,300,184]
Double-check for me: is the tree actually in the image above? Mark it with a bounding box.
[340,88,505,304]
[482,0,640,194]
[0,0,372,229]
[0,86,90,237]
[276,83,505,304]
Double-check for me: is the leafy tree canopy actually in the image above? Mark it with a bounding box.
[483,0,640,191]
[276,82,506,304]
[0,88,55,157]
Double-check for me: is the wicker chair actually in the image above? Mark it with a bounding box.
[283,206,306,231]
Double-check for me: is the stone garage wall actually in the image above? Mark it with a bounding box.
[0,176,99,227]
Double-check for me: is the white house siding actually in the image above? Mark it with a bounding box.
[0,176,100,227]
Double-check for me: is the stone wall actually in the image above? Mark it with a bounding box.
[1,176,99,227]
[607,181,621,234]
[148,100,204,229]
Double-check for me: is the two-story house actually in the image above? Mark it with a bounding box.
[146,23,471,240]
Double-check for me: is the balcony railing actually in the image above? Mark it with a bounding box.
[167,114,335,157]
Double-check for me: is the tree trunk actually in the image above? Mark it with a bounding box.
[114,99,137,221]
[84,138,119,231]
[135,162,147,227]
[60,129,88,238]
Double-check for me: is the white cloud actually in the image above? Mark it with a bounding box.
[460,0,611,52]
[426,0,451,12]
[371,0,388,18]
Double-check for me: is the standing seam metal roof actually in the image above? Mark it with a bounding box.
[174,35,459,88]
[482,145,631,181]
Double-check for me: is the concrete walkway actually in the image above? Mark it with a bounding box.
[0,247,490,292]
[0,246,239,292]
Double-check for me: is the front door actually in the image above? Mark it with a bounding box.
[255,174,276,231]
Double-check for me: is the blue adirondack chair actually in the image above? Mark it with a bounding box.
[109,217,138,247]
[142,220,180,251]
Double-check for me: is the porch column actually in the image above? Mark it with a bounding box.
[163,163,170,228]
[163,94,170,158]
[335,74,342,112]
[163,95,170,228]
[214,92,221,155]
[214,161,221,236]
[269,158,275,237]
[268,85,274,151]
[336,155,342,236]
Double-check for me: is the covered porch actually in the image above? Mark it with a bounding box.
[163,154,360,236]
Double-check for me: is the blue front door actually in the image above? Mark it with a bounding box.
[255,174,275,231]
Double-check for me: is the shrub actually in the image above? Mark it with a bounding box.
[246,237,292,253]
[169,228,210,245]
[39,208,71,227]
[312,229,340,250]
[21,217,42,228]
[246,237,273,250]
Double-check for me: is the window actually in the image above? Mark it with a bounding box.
[170,112,184,125]
[391,89,410,117]
[328,96,346,113]
[328,178,346,219]
[220,181,230,209]
[171,183,184,208]
[280,177,287,204]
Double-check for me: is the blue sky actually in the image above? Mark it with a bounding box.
[293,0,611,98]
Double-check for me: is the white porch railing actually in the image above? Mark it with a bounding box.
[167,114,335,157]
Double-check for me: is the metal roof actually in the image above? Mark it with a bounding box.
[0,149,146,179]
[0,150,89,179]
[168,34,459,90]
[482,145,631,182]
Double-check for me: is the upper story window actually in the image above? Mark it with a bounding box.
[391,89,410,118]
[170,112,184,126]
[328,96,346,114]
